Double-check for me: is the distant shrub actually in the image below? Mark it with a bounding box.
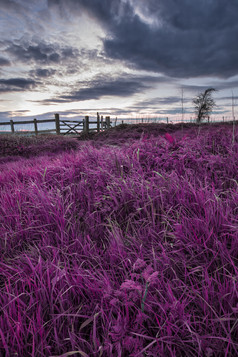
[0,134,79,159]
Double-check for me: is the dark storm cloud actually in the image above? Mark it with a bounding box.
[39,74,162,103]
[67,80,144,100]
[137,96,184,108]
[183,79,238,92]
[182,79,238,95]
[30,68,57,78]
[0,78,38,92]
[130,96,193,115]
[182,84,216,93]
[42,79,147,103]
[0,57,10,66]
[0,0,25,12]
[211,80,238,92]
[49,0,238,79]
[6,41,79,64]
[104,0,238,78]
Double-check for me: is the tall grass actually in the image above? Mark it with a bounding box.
[0,124,237,356]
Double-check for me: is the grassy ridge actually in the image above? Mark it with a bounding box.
[0,124,237,356]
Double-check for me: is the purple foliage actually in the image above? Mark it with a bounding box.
[0,134,79,163]
[164,133,175,144]
[0,124,237,356]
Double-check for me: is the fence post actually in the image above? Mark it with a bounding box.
[34,118,38,135]
[10,120,15,133]
[106,116,110,129]
[223,116,224,122]
[142,118,144,123]
[115,117,117,127]
[97,112,100,132]
[100,116,103,130]
[167,117,168,124]
[84,116,89,133]
[55,113,60,135]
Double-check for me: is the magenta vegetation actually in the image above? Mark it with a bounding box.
[0,124,237,356]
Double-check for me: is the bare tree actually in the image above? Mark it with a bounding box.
[193,88,216,123]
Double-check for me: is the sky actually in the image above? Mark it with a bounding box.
[0,0,238,126]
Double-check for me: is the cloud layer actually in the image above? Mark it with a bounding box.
[0,78,38,93]
[40,74,165,103]
[48,0,238,78]
[6,40,79,65]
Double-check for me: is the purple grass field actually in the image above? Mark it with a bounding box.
[0,123,237,356]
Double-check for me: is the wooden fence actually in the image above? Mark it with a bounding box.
[0,114,235,135]
[118,116,233,125]
[0,113,111,135]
